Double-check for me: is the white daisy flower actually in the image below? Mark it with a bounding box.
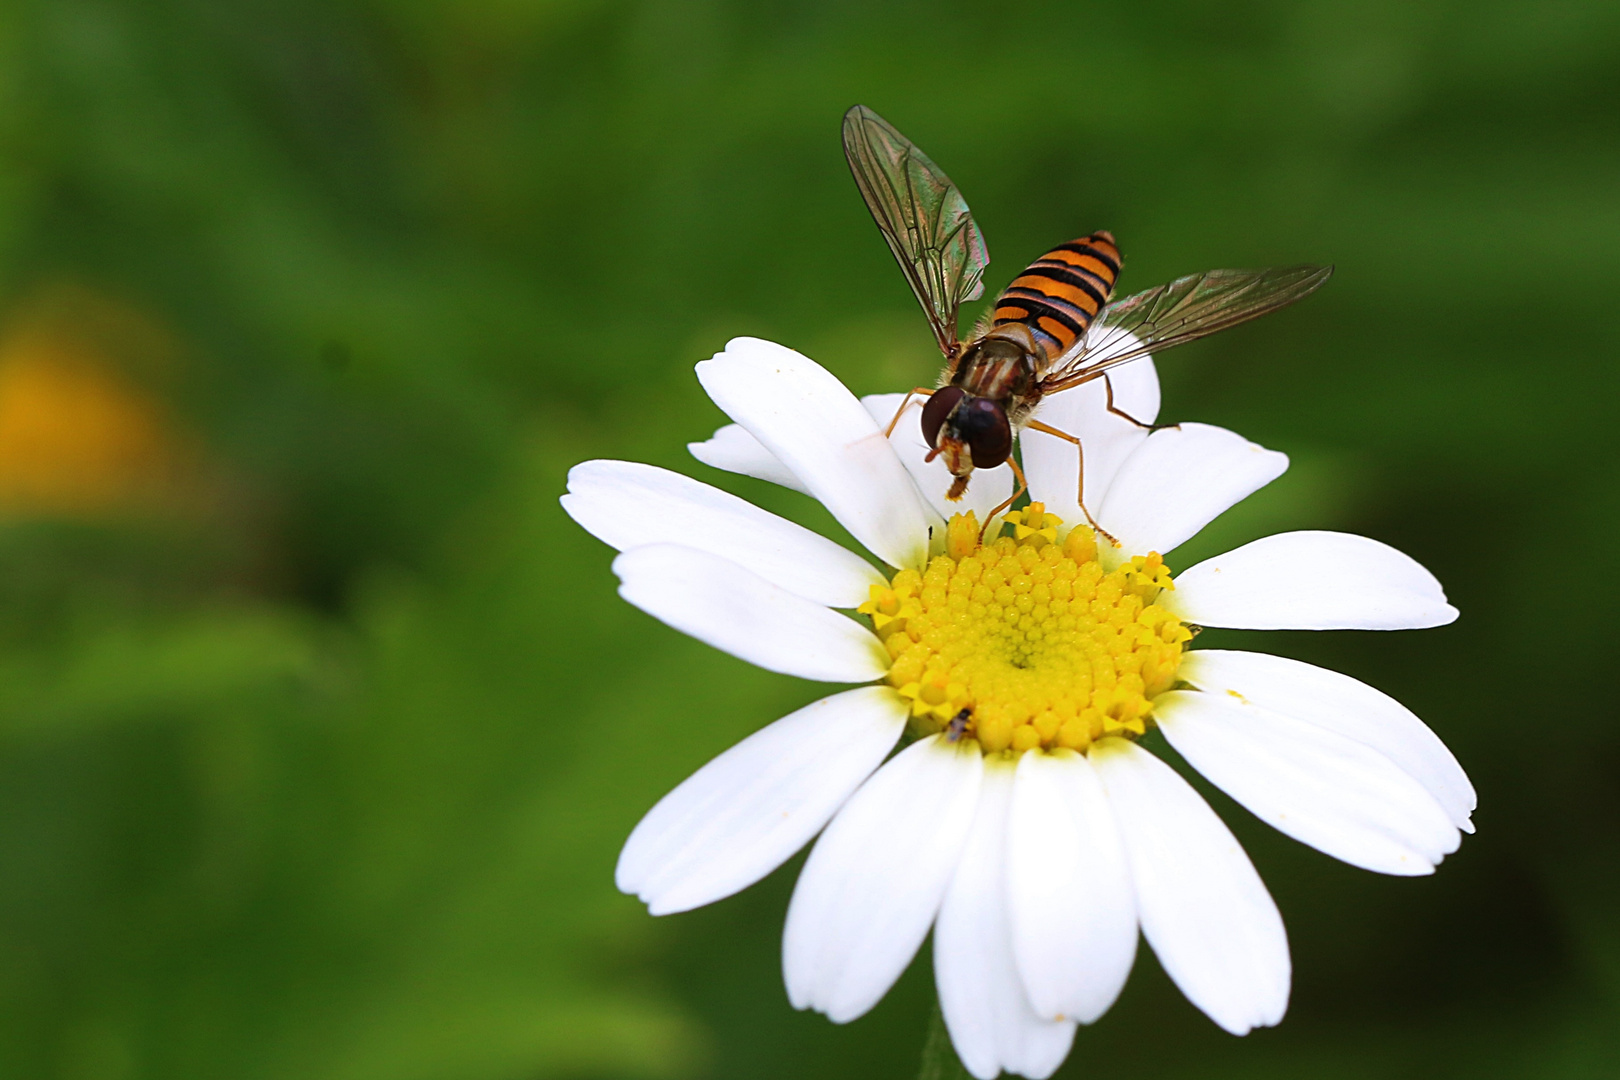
[561,336,1472,1080]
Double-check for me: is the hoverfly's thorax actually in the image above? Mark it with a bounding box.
[951,323,1041,406]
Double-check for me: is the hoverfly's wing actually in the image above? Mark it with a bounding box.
[1039,264,1333,392]
[843,105,990,360]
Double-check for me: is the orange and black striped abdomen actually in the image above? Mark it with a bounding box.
[992,231,1121,359]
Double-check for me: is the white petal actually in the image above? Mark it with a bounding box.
[936,758,1077,1080]
[688,422,810,494]
[1156,690,1460,875]
[1096,423,1288,558]
[696,338,940,570]
[563,459,885,609]
[861,393,1015,525]
[1166,531,1459,630]
[783,734,982,1023]
[612,544,887,683]
[1007,750,1138,1024]
[1090,738,1289,1035]
[1021,348,1159,527]
[617,686,908,915]
[1180,650,1475,831]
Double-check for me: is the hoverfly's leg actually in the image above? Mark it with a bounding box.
[1024,418,1118,545]
[884,387,936,438]
[982,458,1029,540]
[1104,373,1179,432]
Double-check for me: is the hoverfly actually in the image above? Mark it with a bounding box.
[842,104,1332,525]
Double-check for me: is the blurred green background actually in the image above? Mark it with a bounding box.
[0,0,1615,1077]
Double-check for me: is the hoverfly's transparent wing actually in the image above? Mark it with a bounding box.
[843,105,990,359]
[1040,265,1333,392]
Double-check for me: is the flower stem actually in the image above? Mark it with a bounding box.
[916,1002,971,1080]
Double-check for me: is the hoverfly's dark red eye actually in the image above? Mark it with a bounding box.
[920,386,966,449]
[954,398,1013,468]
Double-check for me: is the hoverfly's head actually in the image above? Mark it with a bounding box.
[920,385,1013,499]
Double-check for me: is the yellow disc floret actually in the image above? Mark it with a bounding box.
[858,504,1192,755]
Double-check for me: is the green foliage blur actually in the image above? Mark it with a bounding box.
[0,1,1615,1077]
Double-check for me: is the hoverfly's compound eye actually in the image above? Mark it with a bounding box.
[920,386,966,449]
[953,397,1013,468]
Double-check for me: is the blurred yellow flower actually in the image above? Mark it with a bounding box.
[0,288,188,517]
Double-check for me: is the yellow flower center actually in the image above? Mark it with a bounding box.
[858,504,1192,755]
